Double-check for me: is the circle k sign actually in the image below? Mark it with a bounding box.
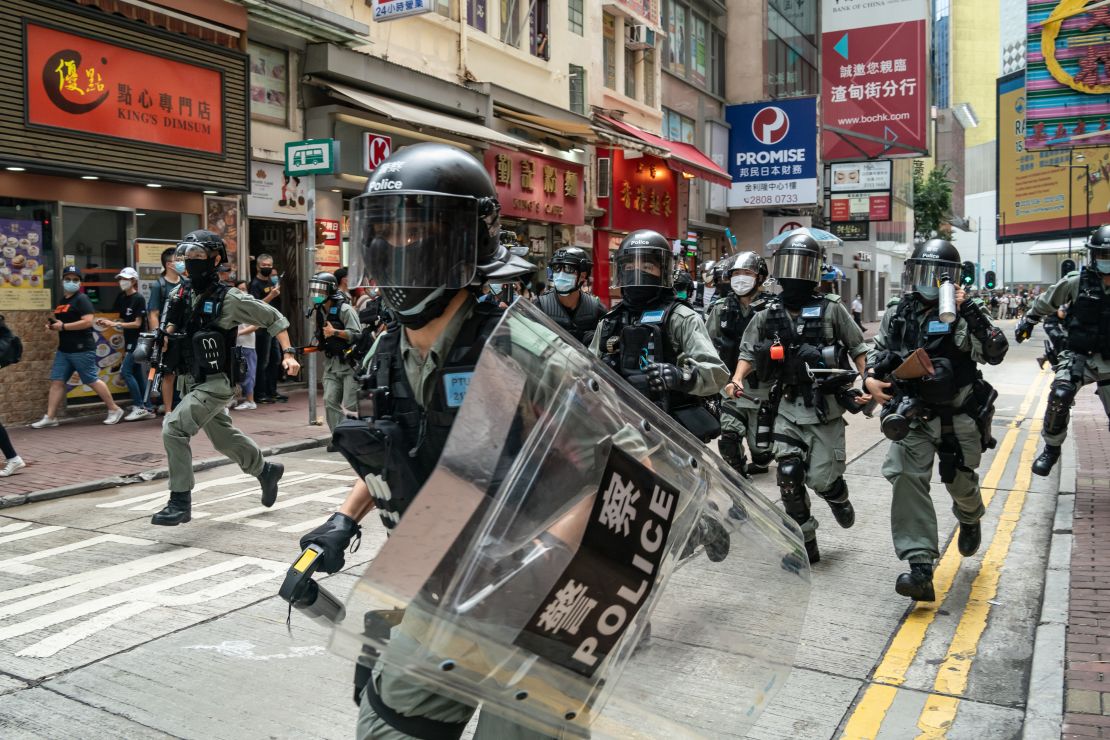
[752,106,790,146]
[363,133,392,173]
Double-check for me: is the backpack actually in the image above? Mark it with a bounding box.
[0,325,23,368]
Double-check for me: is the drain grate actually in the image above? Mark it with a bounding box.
[120,452,165,464]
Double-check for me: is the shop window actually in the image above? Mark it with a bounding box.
[690,14,708,87]
[568,0,584,35]
[665,0,687,77]
[603,13,616,89]
[644,49,656,107]
[0,199,54,295]
[706,121,729,212]
[467,0,487,32]
[434,0,456,21]
[624,47,638,99]
[61,206,130,309]
[529,0,549,59]
[501,0,521,46]
[569,64,587,115]
[663,108,695,144]
[709,31,725,96]
[248,43,288,126]
[137,211,200,242]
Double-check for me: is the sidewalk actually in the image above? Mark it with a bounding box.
[0,387,330,507]
[1065,393,1110,738]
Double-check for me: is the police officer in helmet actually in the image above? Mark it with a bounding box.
[695,259,717,311]
[152,229,299,526]
[534,246,604,345]
[590,230,728,442]
[865,238,1007,601]
[309,270,363,432]
[730,232,871,563]
[1016,224,1110,475]
[707,251,773,476]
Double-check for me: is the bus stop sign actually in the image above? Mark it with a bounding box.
[285,139,339,176]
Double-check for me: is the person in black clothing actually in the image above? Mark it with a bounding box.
[0,314,25,476]
[534,246,605,345]
[96,267,154,420]
[248,253,287,403]
[32,267,125,428]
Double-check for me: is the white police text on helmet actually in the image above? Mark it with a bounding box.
[367,179,403,191]
[735,148,806,166]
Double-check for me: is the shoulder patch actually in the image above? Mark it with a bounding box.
[825,293,842,303]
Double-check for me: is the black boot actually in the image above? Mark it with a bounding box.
[299,512,362,573]
[746,461,770,475]
[819,478,855,529]
[895,563,935,601]
[804,537,820,564]
[680,514,730,563]
[151,491,191,526]
[958,520,982,557]
[258,461,284,507]
[1032,445,1061,477]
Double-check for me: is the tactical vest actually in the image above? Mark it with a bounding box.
[754,295,842,388]
[366,302,503,529]
[180,284,238,382]
[712,294,763,376]
[315,298,351,358]
[537,290,604,344]
[887,295,978,390]
[1066,268,1110,359]
[596,298,693,411]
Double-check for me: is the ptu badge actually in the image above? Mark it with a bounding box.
[203,301,215,314]
[801,306,821,318]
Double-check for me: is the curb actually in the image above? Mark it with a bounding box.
[0,435,330,509]
[1021,432,1076,740]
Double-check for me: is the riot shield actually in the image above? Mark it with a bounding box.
[330,299,811,738]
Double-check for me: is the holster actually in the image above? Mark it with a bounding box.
[968,378,999,451]
[332,417,422,516]
[936,410,964,484]
[671,403,721,442]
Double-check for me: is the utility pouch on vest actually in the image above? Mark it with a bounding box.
[918,357,957,406]
[332,418,422,520]
[191,329,227,381]
[164,334,186,373]
[969,377,999,451]
[620,324,658,374]
[672,403,721,442]
[753,339,781,382]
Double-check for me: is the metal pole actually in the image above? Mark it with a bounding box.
[976,217,982,288]
[1085,162,1091,252]
[306,173,318,425]
[1068,150,1074,261]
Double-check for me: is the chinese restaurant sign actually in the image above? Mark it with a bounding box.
[483,147,584,226]
[25,23,224,155]
[597,148,678,237]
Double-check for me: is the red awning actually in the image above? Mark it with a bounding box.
[598,115,732,188]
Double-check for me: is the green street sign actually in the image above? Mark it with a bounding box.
[285,139,339,175]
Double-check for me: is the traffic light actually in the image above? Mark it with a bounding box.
[984,270,997,290]
[961,261,976,286]
[1061,259,1077,277]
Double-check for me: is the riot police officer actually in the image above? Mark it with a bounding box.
[731,233,871,563]
[865,238,1007,601]
[152,230,300,526]
[309,271,363,432]
[534,246,604,345]
[590,230,729,442]
[1016,225,1110,475]
[694,259,717,311]
[707,252,773,476]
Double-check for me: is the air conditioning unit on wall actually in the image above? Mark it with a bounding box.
[626,25,656,50]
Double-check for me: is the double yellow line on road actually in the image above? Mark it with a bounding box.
[841,368,1052,739]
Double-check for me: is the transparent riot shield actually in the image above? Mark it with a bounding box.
[330,299,811,738]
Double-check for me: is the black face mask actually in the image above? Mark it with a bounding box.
[779,279,816,310]
[622,285,673,309]
[186,258,218,290]
[259,266,274,277]
[381,286,457,329]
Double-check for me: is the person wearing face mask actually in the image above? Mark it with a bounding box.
[480,280,510,307]
[731,232,872,564]
[591,230,729,442]
[696,259,717,311]
[32,267,126,428]
[96,267,154,420]
[534,246,604,345]
[308,270,363,432]
[249,253,286,404]
[150,230,301,526]
[148,247,187,331]
[707,252,773,476]
[1016,224,1110,476]
[864,238,1007,601]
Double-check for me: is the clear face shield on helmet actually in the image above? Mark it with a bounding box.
[308,277,334,305]
[349,192,482,289]
[610,249,675,288]
[1089,245,1110,274]
[902,260,960,300]
[771,247,822,283]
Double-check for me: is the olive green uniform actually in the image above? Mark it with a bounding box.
[1025,274,1110,446]
[165,288,288,493]
[738,296,867,540]
[706,298,771,463]
[322,301,363,432]
[868,299,991,563]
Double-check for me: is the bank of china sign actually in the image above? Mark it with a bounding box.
[724,97,818,209]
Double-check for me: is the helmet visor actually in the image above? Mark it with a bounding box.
[772,249,821,282]
[611,249,674,288]
[350,192,480,289]
[902,260,959,293]
[308,278,333,301]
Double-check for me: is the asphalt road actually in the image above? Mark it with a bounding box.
[0,325,1065,739]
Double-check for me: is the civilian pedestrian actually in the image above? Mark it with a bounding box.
[851,294,865,329]
[0,314,26,476]
[96,267,155,420]
[32,267,125,428]
[248,254,287,404]
[147,246,187,413]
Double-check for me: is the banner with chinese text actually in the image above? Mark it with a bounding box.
[483,147,585,226]
[596,149,678,237]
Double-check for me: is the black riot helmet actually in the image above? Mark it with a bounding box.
[903,238,962,300]
[771,233,824,284]
[348,143,532,328]
[309,271,339,305]
[550,246,593,276]
[180,229,228,263]
[613,229,675,307]
[729,251,769,297]
[713,254,735,286]
[673,270,695,300]
[700,259,717,286]
[1087,224,1110,273]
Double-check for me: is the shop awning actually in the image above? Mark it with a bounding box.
[494,107,596,139]
[1024,238,1085,255]
[322,81,541,151]
[596,115,732,187]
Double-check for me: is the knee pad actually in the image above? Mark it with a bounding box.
[777,456,806,500]
[718,431,744,467]
[817,476,848,504]
[1044,379,1077,436]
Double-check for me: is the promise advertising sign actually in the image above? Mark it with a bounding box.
[25,23,224,155]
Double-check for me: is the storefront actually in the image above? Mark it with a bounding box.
[0,0,248,421]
